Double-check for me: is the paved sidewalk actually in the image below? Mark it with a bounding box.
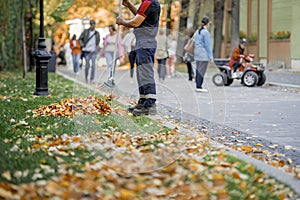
[56,64,300,194]
[57,65,300,150]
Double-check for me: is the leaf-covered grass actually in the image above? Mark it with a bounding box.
[0,71,163,184]
[0,71,297,199]
[0,72,78,183]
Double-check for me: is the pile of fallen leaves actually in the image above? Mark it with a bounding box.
[33,96,111,117]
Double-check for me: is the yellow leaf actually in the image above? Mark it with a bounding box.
[35,127,43,132]
[189,164,200,171]
[115,138,125,147]
[119,188,136,200]
[255,143,263,147]
[2,171,11,181]
[241,145,253,153]
[247,164,255,174]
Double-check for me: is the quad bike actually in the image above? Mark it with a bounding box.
[212,54,266,87]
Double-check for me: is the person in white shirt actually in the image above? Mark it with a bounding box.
[122,29,136,83]
[166,34,177,78]
[102,24,124,84]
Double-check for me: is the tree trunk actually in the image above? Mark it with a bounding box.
[213,0,225,58]
[21,0,27,78]
[178,0,189,31]
[230,0,240,53]
[166,0,172,35]
[193,0,201,30]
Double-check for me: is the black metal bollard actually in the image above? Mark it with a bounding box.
[34,0,51,96]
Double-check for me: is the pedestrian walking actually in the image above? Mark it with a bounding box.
[155,29,168,82]
[70,34,81,74]
[122,28,136,83]
[63,39,73,70]
[102,24,124,84]
[166,34,177,78]
[194,16,214,92]
[78,20,100,83]
[116,0,160,116]
[183,28,195,81]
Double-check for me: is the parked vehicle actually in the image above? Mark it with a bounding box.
[212,55,266,87]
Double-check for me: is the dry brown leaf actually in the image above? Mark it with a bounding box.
[232,171,240,179]
[220,162,231,168]
[45,180,62,195]
[253,148,263,153]
[0,187,13,199]
[161,162,177,174]
[213,174,225,187]
[216,189,229,200]
[295,172,300,179]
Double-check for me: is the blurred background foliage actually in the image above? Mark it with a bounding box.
[0,0,114,71]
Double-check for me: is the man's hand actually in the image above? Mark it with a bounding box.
[116,17,124,25]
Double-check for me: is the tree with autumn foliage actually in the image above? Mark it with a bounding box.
[0,0,116,71]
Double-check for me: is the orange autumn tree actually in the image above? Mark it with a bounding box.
[41,0,116,54]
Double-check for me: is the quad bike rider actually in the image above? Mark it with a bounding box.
[212,38,266,87]
[228,38,247,79]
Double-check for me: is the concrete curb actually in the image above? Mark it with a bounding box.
[56,70,300,196]
[266,82,300,89]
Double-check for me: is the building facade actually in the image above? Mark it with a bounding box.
[238,0,300,70]
[181,0,300,70]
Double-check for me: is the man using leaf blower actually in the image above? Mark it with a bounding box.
[116,0,160,116]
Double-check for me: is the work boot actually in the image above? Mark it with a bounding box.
[132,104,157,116]
[128,99,145,113]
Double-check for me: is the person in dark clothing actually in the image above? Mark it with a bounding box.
[58,47,66,65]
[116,0,161,116]
[183,28,195,81]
